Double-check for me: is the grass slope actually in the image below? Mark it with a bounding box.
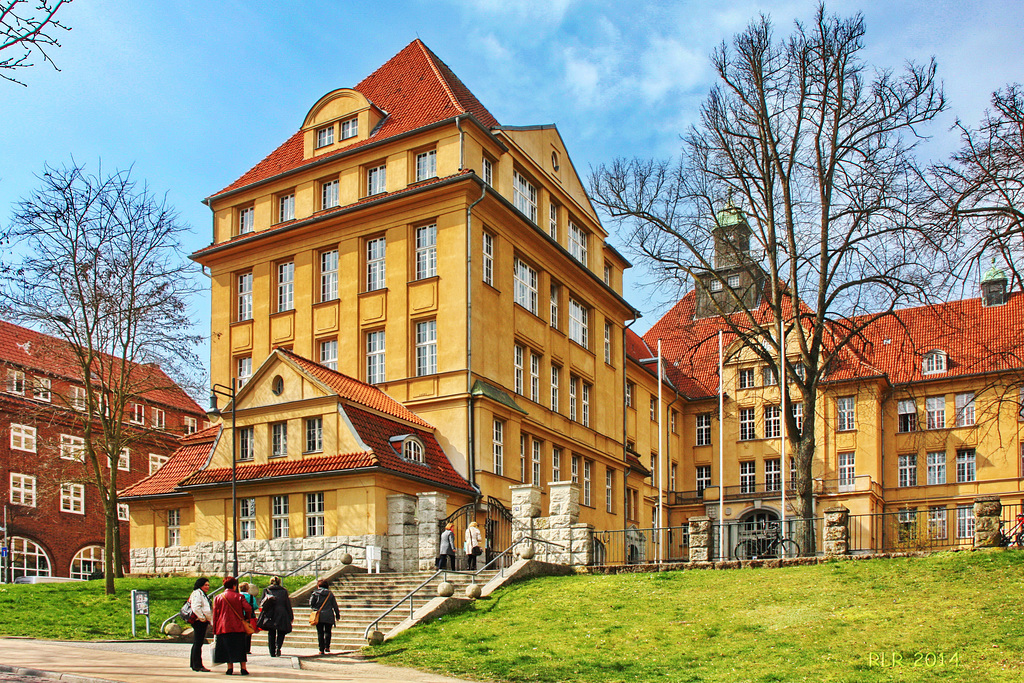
[365,551,1024,683]
[0,575,310,640]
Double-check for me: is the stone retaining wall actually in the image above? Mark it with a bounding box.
[510,482,592,565]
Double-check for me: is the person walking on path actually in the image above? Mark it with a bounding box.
[436,523,456,570]
[309,579,341,655]
[238,582,259,655]
[188,577,213,672]
[465,521,483,570]
[260,576,294,657]
[212,576,253,676]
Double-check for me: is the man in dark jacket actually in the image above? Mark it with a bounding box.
[309,579,341,654]
[258,577,294,657]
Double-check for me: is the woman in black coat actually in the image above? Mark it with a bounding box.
[257,576,294,657]
[309,578,341,655]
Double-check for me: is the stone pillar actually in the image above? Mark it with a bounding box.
[510,485,541,556]
[973,496,1002,548]
[688,516,712,562]
[823,506,850,556]
[416,491,448,571]
[388,493,418,572]
[547,481,580,525]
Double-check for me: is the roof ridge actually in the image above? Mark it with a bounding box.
[414,40,465,117]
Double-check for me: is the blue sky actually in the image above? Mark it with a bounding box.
[2,0,1022,375]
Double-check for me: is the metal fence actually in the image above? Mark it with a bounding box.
[591,526,691,565]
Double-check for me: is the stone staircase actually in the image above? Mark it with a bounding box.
[281,569,499,653]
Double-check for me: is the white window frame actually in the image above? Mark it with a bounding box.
[116,448,130,471]
[320,249,339,302]
[606,469,614,513]
[583,460,592,506]
[529,352,540,403]
[319,338,338,371]
[548,203,558,239]
[236,357,252,387]
[71,385,86,411]
[415,320,437,376]
[130,402,145,425]
[404,438,425,463]
[340,117,358,140]
[519,434,527,483]
[31,377,51,402]
[604,322,612,364]
[513,258,539,314]
[149,452,169,475]
[278,193,295,223]
[512,170,538,222]
[322,178,340,209]
[956,448,976,483]
[956,505,975,540]
[6,368,25,395]
[167,509,181,547]
[765,458,781,492]
[550,364,560,412]
[955,392,975,427]
[10,473,36,507]
[582,382,591,427]
[60,483,85,515]
[415,224,437,280]
[10,424,37,453]
[184,416,198,435]
[738,368,754,389]
[238,426,254,461]
[569,376,578,422]
[118,503,130,521]
[237,272,253,322]
[271,422,288,458]
[764,405,781,439]
[837,396,856,432]
[481,156,493,186]
[492,419,504,476]
[571,455,579,484]
[305,417,323,453]
[739,461,756,494]
[923,350,947,375]
[238,206,254,235]
[277,261,295,312]
[696,413,711,446]
[514,344,524,395]
[550,284,560,329]
[415,150,437,182]
[727,274,741,288]
[552,446,561,481]
[569,298,588,348]
[316,124,334,148]
[272,495,290,539]
[897,399,917,433]
[568,222,588,266]
[926,451,946,485]
[926,396,945,429]
[306,492,325,537]
[366,330,386,384]
[739,407,756,441]
[482,232,494,286]
[927,506,947,539]
[366,237,386,291]
[696,465,711,494]
[898,454,917,487]
[367,164,387,196]
[532,438,541,485]
[60,434,85,462]
[838,452,856,492]
[239,497,256,540]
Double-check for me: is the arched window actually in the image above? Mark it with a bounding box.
[403,438,425,463]
[70,545,105,580]
[10,537,51,579]
[923,350,947,375]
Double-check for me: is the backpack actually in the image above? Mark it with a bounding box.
[180,598,196,623]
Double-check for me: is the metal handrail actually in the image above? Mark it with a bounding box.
[362,536,564,640]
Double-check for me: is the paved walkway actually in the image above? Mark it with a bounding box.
[0,638,476,682]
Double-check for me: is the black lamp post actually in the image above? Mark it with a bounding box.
[206,381,238,577]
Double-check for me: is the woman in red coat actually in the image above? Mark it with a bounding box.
[212,576,254,676]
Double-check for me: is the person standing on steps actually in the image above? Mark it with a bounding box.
[238,582,259,655]
[260,576,294,657]
[188,577,213,672]
[436,523,456,570]
[309,578,341,655]
[465,521,483,570]
[211,576,253,676]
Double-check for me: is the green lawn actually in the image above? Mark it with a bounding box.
[365,551,1024,683]
[0,575,310,640]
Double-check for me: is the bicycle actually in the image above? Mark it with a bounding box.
[999,512,1024,548]
[734,522,801,560]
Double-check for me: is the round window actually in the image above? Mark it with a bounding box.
[271,375,284,396]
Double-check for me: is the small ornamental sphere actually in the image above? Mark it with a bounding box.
[164,622,183,636]
[465,583,482,599]
[340,553,353,565]
[520,545,535,560]
[437,581,455,597]
[367,630,385,646]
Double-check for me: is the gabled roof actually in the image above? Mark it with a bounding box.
[625,329,654,363]
[119,426,220,499]
[0,319,204,416]
[210,40,499,200]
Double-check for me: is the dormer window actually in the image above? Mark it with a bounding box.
[709,279,723,292]
[923,350,947,375]
[391,435,426,463]
[340,117,358,140]
[727,274,741,288]
[316,125,334,148]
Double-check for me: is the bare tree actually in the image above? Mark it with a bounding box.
[0,162,202,594]
[1,0,72,85]
[591,5,945,549]
[930,85,1024,289]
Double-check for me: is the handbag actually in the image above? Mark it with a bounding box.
[225,596,255,635]
[472,546,482,556]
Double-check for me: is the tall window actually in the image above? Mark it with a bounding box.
[366,330,385,384]
[532,439,541,485]
[238,426,254,461]
[670,463,677,491]
[765,459,781,492]
[548,203,558,239]
[415,150,437,181]
[569,298,588,347]
[10,424,37,453]
[321,179,339,209]
[926,396,945,429]
[6,369,25,394]
[604,322,612,364]
[571,455,579,483]
[898,454,917,487]
[550,365,560,412]
[238,207,254,235]
[764,405,780,439]
[898,399,917,432]
[415,320,437,376]
[738,368,755,389]
[271,422,287,458]
[32,377,51,402]
[60,434,85,462]
[366,237,386,291]
[926,451,946,485]
[837,396,856,431]
[167,509,180,546]
[10,473,37,506]
[956,506,975,539]
[492,419,504,476]
[606,469,614,513]
[512,170,538,222]
[319,339,338,371]
[237,273,253,321]
[481,156,493,186]
[582,382,591,427]
[320,249,339,302]
[276,261,294,312]
[792,402,803,434]
[278,193,295,223]
[305,417,323,453]
[552,447,561,481]
[239,497,256,540]
[568,222,588,266]
[236,357,252,387]
[340,117,358,139]
[583,460,592,506]
[569,376,578,421]
[367,164,386,195]
[928,506,947,539]
[482,232,494,286]
[415,224,437,279]
[530,353,540,403]
[739,407,756,441]
[184,417,198,434]
[696,465,711,494]
[272,495,289,539]
[739,461,756,494]
[316,125,334,147]
[956,448,976,482]
[696,413,712,446]
[519,434,527,483]
[514,344,525,395]
[955,392,975,427]
[762,366,777,386]
[838,452,856,490]
[513,258,538,313]
[671,410,678,434]
[549,284,560,328]
[306,493,325,537]
[70,385,86,411]
[625,382,635,408]
[650,396,657,421]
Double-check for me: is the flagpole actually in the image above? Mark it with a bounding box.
[718,330,725,561]
[779,313,787,552]
[657,339,664,564]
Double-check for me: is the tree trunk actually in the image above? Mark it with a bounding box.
[104,510,115,595]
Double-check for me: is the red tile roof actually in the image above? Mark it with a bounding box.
[210,40,499,199]
[0,319,204,415]
[278,349,431,428]
[625,329,653,363]
[119,426,219,498]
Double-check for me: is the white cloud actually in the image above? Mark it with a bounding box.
[444,0,581,26]
[638,36,707,104]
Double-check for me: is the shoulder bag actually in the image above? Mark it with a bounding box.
[225,595,255,635]
[309,591,328,625]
